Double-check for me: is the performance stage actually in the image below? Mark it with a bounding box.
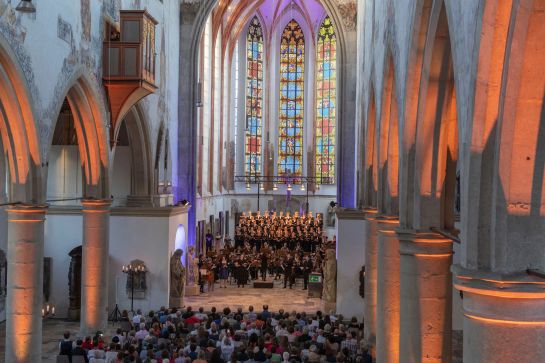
[185,277,325,313]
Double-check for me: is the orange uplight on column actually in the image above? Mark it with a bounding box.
[5,204,48,363]
[454,265,545,363]
[80,198,112,336]
[376,219,400,363]
[398,231,453,363]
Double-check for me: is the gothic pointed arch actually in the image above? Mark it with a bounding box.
[278,19,305,179]
[244,15,264,177]
[315,15,336,185]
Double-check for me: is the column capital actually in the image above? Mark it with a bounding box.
[81,198,112,211]
[6,204,48,221]
[453,264,545,300]
[396,230,453,256]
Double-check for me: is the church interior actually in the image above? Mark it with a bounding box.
[0,0,544,362]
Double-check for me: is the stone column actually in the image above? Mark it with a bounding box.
[398,231,453,363]
[453,266,545,362]
[80,199,111,335]
[335,208,366,321]
[5,205,47,363]
[376,218,400,363]
[363,210,378,346]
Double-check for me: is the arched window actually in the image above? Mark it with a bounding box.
[278,19,305,178]
[315,16,336,184]
[245,16,264,177]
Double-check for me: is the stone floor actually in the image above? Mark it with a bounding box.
[185,277,325,312]
[0,280,462,362]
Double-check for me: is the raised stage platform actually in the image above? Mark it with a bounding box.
[185,277,324,312]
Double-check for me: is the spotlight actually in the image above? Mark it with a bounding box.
[287,183,292,191]
[16,0,35,13]
[273,183,278,191]
[177,199,190,206]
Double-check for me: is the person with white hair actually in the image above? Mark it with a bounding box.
[282,351,291,363]
[89,349,106,363]
[221,336,235,361]
[135,322,149,340]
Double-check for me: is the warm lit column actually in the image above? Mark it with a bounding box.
[376,218,400,363]
[454,266,545,362]
[80,199,111,335]
[398,231,453,363]
[5,205,47,363]
[363,210,378,347]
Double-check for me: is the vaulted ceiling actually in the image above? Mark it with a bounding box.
[208,0,329,63]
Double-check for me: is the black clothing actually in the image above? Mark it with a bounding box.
[59,339,73,357]
[72,347,89,363]
[260,255,268,281]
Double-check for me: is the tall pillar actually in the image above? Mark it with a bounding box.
[335,208,366,321]
[376,218,400,363]
[5,205,47,363]
[363,211,378,346]
[398,231,453,363]
[80,199,111,335]
[454,266,545,362]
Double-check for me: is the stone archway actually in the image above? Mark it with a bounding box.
[0,35,45,363]
[178,0,357,244]
[46,75,110,200]
[111,104,153,206]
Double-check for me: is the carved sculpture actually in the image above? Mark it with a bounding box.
[187,246,199,285]
[169,249,185,307]
[322,248,337,312]
[327,201,337,227]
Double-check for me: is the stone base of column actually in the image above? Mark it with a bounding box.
[185,284,200,296]
[169,296,184,308]
[335,208,367,321]
[376,218,400,363]
[453,265,545,363]
[398,230,453,363]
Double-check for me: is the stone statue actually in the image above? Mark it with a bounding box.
[187,246,199,285]
[327,201,337,227]
[169,249,185,307]
[322,248,337,312]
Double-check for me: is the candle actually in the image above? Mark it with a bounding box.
[41,308,45,317]
[46,304,50,312]
[52,306,55,315]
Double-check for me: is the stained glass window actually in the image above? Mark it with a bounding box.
[278,19,305,178]
[245,16,264,177]
[316,16,336,184]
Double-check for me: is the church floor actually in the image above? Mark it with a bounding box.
[185,277,326,313]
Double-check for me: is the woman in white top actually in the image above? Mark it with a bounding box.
[220,336,235,361]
